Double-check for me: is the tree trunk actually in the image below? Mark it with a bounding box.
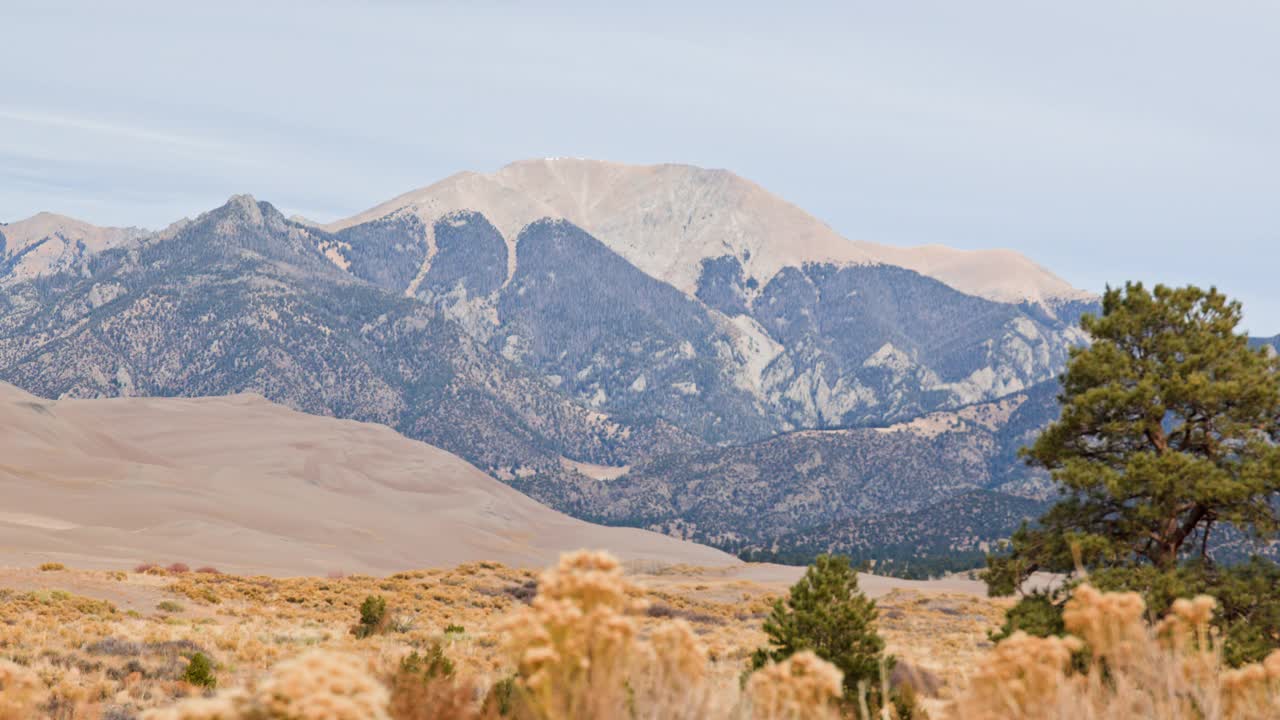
[1157,504,1208,568]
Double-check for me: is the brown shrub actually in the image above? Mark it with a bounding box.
[745,650,844,720]
[0,659,45,720]
[388,672,486,720]
[889,660,942,697]
[143,650,389,720]
[949,583,1280,720]
[646,601,727,626]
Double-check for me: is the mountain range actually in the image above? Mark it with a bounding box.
[1,158,1101,572]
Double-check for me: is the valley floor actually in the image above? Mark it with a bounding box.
[0,561,1005,718]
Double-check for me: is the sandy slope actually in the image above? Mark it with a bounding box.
[628,562,987,601]
[0,382,734,575]
[0,382,994,597]
[325,158,1090,306]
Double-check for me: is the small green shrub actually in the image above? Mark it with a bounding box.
[156,600,185,614]
[354,595,387,638]
[483,675,520,717]
[443,623,465,635]
[182,652,216,688]
[399,643,454,679]
[991,591,1065,643]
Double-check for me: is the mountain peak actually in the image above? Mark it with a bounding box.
[326,159,1091,306]
[2,211,128,240]
[0,211,146,283]
[5,210,78,226]
[201,194,293,233]
[223,193,263,221]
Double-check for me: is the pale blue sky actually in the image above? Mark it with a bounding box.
[2,1,1277,333]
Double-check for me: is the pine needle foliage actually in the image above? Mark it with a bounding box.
[986,283,1280,663]
[356,595,389,638]
[181,651,217,689]
[751,554,888,701]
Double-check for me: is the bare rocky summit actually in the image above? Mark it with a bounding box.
[0,212,145,284]
[327,158,1091,307]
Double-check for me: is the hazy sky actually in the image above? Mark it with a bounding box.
[3,1,1277,333]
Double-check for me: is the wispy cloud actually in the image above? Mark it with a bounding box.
[1,2,1276,331]
[0,107,234,152]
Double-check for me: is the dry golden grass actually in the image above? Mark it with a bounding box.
[947,583,1280,720]
[0,555,885,719]
[0,659,45,720]
[4,555,1275,719]
[745,651,844,720]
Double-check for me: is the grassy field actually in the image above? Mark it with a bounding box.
[0,557,1003,718]
[2,554,1277,719]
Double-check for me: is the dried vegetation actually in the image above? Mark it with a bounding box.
[1,556,1276,719]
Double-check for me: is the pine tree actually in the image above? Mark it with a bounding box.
[987,283,1280,594]
[985,283,1280,662]
[751,554,888,699]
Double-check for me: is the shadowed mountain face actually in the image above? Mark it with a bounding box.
[496,220,777,443]
[333,213,431,292]
[330,215,1087,441]
[427,211,509,297]
[1,162,1104,569]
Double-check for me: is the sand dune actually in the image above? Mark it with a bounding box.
[0,382,735,575]
[0,382,994,596]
